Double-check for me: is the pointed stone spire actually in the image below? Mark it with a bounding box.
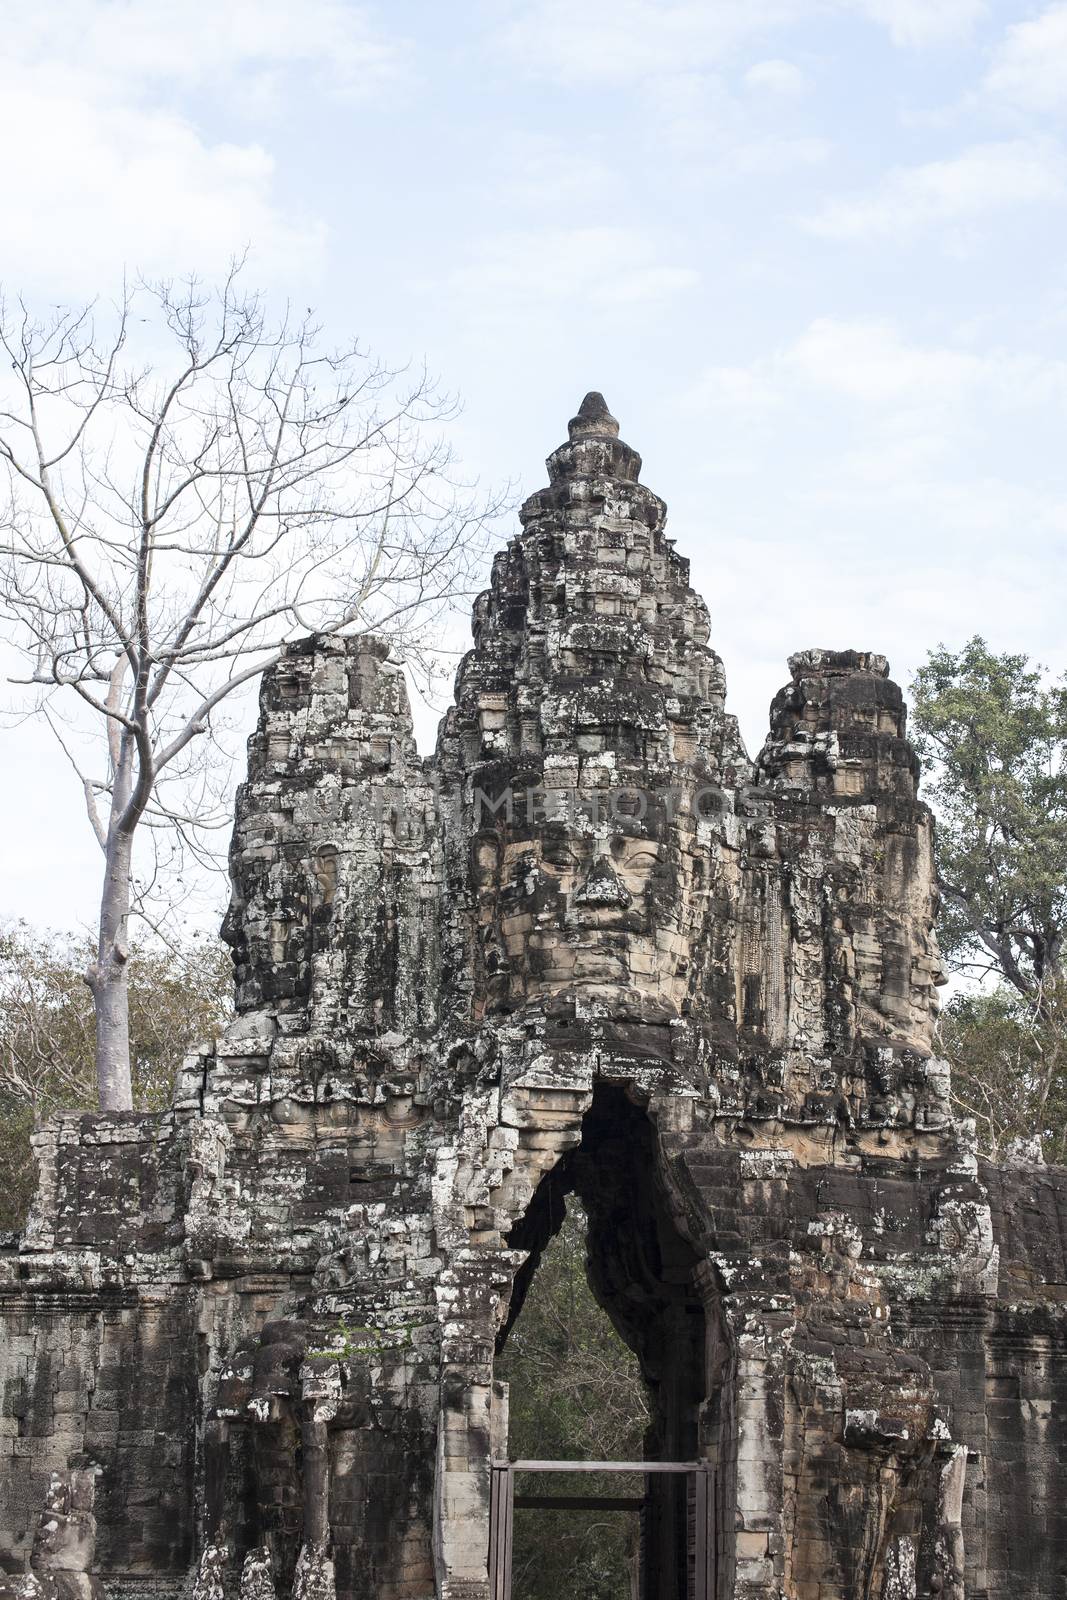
[436,388,747,819]
[568,391,620,441]
[545,391,641,486]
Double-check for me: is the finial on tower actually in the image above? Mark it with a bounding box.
[568,392,620,441]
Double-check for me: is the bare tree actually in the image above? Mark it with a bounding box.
[0,269,495,1111]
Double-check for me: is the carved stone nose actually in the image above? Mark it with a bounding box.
[573,856,632,908]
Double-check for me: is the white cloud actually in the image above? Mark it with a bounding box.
[732,135,833,173]
[697,315,1067,409]
[681,317,1067,727]
[494,0,803,88]
[0,81,325,290]
[0,0,404,293]
[494,0,982,87]
[785,317,987,402]
[689,319,985,460]
[687,364,784,418]
[846,0,987,48]
[805,139,1065,239]
[6,0,402,106]
[688,317,1067,486]
[985,4,1067,114]
[444,227,698,313]
[744,58,811,95]
[639,70,832,173]
[487,135,618,209]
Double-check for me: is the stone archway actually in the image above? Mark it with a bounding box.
[8,394,1053,1600]
[494,1086,721,1600]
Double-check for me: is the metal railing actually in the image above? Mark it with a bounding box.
[488,1460,713,1600]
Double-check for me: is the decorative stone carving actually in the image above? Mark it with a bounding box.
[2,396,1065,1600]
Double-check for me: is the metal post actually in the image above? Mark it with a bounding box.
[503,1464,514,1600]
[693,1465,710,1600]
[489,1465,508,1600]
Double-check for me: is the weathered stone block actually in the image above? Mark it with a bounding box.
[2,395,1065,1600]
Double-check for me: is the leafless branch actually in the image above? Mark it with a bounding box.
[0,268,501,1107]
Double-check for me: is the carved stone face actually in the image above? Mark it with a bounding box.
[853,817,948,1051]
[918,881,949,1008]
[471,814,700,1021]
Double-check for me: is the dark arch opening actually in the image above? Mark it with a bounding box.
[497,1086,710,1600]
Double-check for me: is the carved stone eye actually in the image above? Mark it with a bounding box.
[541,843,582,874]
[614,841,659,874]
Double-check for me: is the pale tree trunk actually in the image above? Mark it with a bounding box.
[0,273,494,1112]
[86,712,138,1113]
[88,826,135,1111]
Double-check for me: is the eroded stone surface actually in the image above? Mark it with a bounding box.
[2,397,1066,1600]
[0,1465,107,1600]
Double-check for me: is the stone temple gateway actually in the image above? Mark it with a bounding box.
[2,396,1066,1600]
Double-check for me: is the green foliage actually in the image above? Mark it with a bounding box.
[308,1317,416,1359]
[0,923,232,1232]
[309,1320,385,1360]
[911,637,1067,997]
[938,985,1067,1165]
[497,1199,650,1600]
[911,637,1067,1162]
[0,1100,37,1242]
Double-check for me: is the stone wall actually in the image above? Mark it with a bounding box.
[2,395,1065,1600]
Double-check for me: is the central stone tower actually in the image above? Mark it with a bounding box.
[3,398,1065,1600]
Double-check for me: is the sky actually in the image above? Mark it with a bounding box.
[2,0,1066,933]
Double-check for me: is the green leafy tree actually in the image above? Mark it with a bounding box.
[938,987,1067,1165]
[911,637,1067,1003]
[912,638,1067,1161]
[497,1199,650,1600]
[0,923,232,1231]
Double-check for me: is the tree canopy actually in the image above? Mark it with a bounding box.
[911,636,1067,1002]
[912,637,1067,1163]
[938,985,1067,1165]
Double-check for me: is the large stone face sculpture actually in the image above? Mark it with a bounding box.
[2,397,1066,1600]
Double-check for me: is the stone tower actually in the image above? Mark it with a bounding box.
[2,398,1066,1600]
